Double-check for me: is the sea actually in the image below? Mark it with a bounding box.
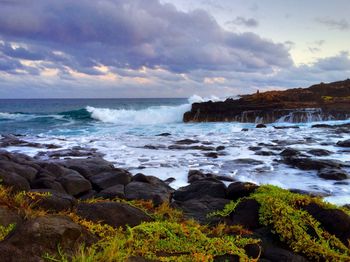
[1,97,350,205]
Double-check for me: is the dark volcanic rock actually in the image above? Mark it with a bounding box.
[228,199,260,230]
[175,139,200,145]
[227,182,259,200]
[96,184,125,199]
[188,170,234,183]
[172,196,230,225]
[273,126,300,129]
[76,202,152,228]
[0,215,94,262]
[307,149,332,156]
[0,160,37,182]
[89,169,132,190]
[317,168,348,180]
[29,189,77,212]
[156,132,171,136]
[183,79,350,123]
[0,170,30,191]
[205,152,219,158]
[303,203,350,245]
[0,206,22,227]
[256,124,267,128]
[173,179,226,202]
[283,156,348,170]
[57,172,92,196]
[337,139,350,147]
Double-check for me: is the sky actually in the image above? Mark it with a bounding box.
[0,0,349,98]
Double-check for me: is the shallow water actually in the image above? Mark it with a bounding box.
[1,97,350,205]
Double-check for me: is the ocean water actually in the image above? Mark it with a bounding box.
[1,97,350,205]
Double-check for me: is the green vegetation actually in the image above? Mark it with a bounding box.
[0,223,15,241]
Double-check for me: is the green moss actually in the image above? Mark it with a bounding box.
[251,185,350,260]
[0,223,16,241]
[208,199,241,218]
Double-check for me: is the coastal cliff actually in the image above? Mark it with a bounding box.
[183,79,350,123]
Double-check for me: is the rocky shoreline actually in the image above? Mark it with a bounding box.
[1,133,350,261]
[183,79,350,123]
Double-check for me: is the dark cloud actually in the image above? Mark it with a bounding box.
[316,17,349,31]
[226,17,259,28]
[0,0,291,76]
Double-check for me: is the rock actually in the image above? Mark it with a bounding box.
[312,124,332,128]
[317,168,348,180]
[35,147,102,159]
[273,126,300,129]
[57,172,92,196]
[173,179,226,202]
[168,144,215,151]
[337,139,350,147]
[256,124,267,128]
[0,206,22,227]
[303,203,350,245]
[0,160,37,182]
[0,171,30,191]
[175,139,200,145]
[156,133,171,136]
[307,149,332,156]
[280,148,301,157]
[89,169,132,190]
[0,215,94,261]
[241,128,249,132]
[0,135,60,149]
[255,150,275,156]
[125,181,173,205]
[283,157,347,170]
[29,189,77,212]
[76,202,152,228]
[205,152,218,158]
[96,184,125,199]
[183,79,350,123]
[227,182,259,200]
[216,146,226,151]
[30,176,66,193]
[233,158,264,165]
[172,196,230,225]
[228,199,260,230]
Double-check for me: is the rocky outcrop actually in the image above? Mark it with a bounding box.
[183,79,350,123]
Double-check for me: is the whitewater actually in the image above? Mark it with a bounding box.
[1,96,350,205]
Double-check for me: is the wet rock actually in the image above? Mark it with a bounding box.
[273,126,300,129]
[216,146,226,151]
[337,139,350,147]
[188,170,234,183]
[156,133,171,136]
[228,199,260,230]
[312,124,332,128]
[172,196,230,225]
[0,134,60,149]
[76,202,153,228]
[30,176,66,193]
[89,169,132,190]
[307,149,332,156]
[164,177,176,185]
[57,172,92,196]
[35,147,102,159]
[248,146,263,151]
[168,144,215,151]
[205,152,218,158]
[241,128,249,132]
[227,182,259,200]
[0,170,30,191]
[283,157,347,170]
[255,150,275,156]
[303,203,350,245]
[280,148,302,157]
[0,215,94,262]
[317,168,348,180]
[125,181,173,205]
[29,189,77,212]
[256,124,267,128]
[96,184,125,199]
[144,144,166,150]
[233,158,264,165]
[173,179,226,202]
[175,139,200,145]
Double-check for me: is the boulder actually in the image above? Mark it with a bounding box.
[317,168,348,180]
[89,169,132,190]
[172,196,230,225]
[76,202,152,228]
[96,184,125,199]
[57,172,92,196]
[175,139,200,145]
[0,171,30,191]
[0,215,94,262]
[337,139,350,147]
[228,199,260,230]
[303,203,350,244]
[0,160,37,182]
[30,176,66,193]
[283,157,347,170]
[227,182,259,200]
[256,124,267,128]
[0,206,22,227]
[173,179,227,202]
[29,189,77,212]
[307,149,332,156]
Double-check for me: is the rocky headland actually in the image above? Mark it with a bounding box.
[1,134,350,261]
[183,79,350,123]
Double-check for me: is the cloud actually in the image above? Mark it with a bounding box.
[316,17,350,31]
[226,16,259,28]
[0,0,291,77]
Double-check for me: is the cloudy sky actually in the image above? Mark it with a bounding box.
[0,0,349,98]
